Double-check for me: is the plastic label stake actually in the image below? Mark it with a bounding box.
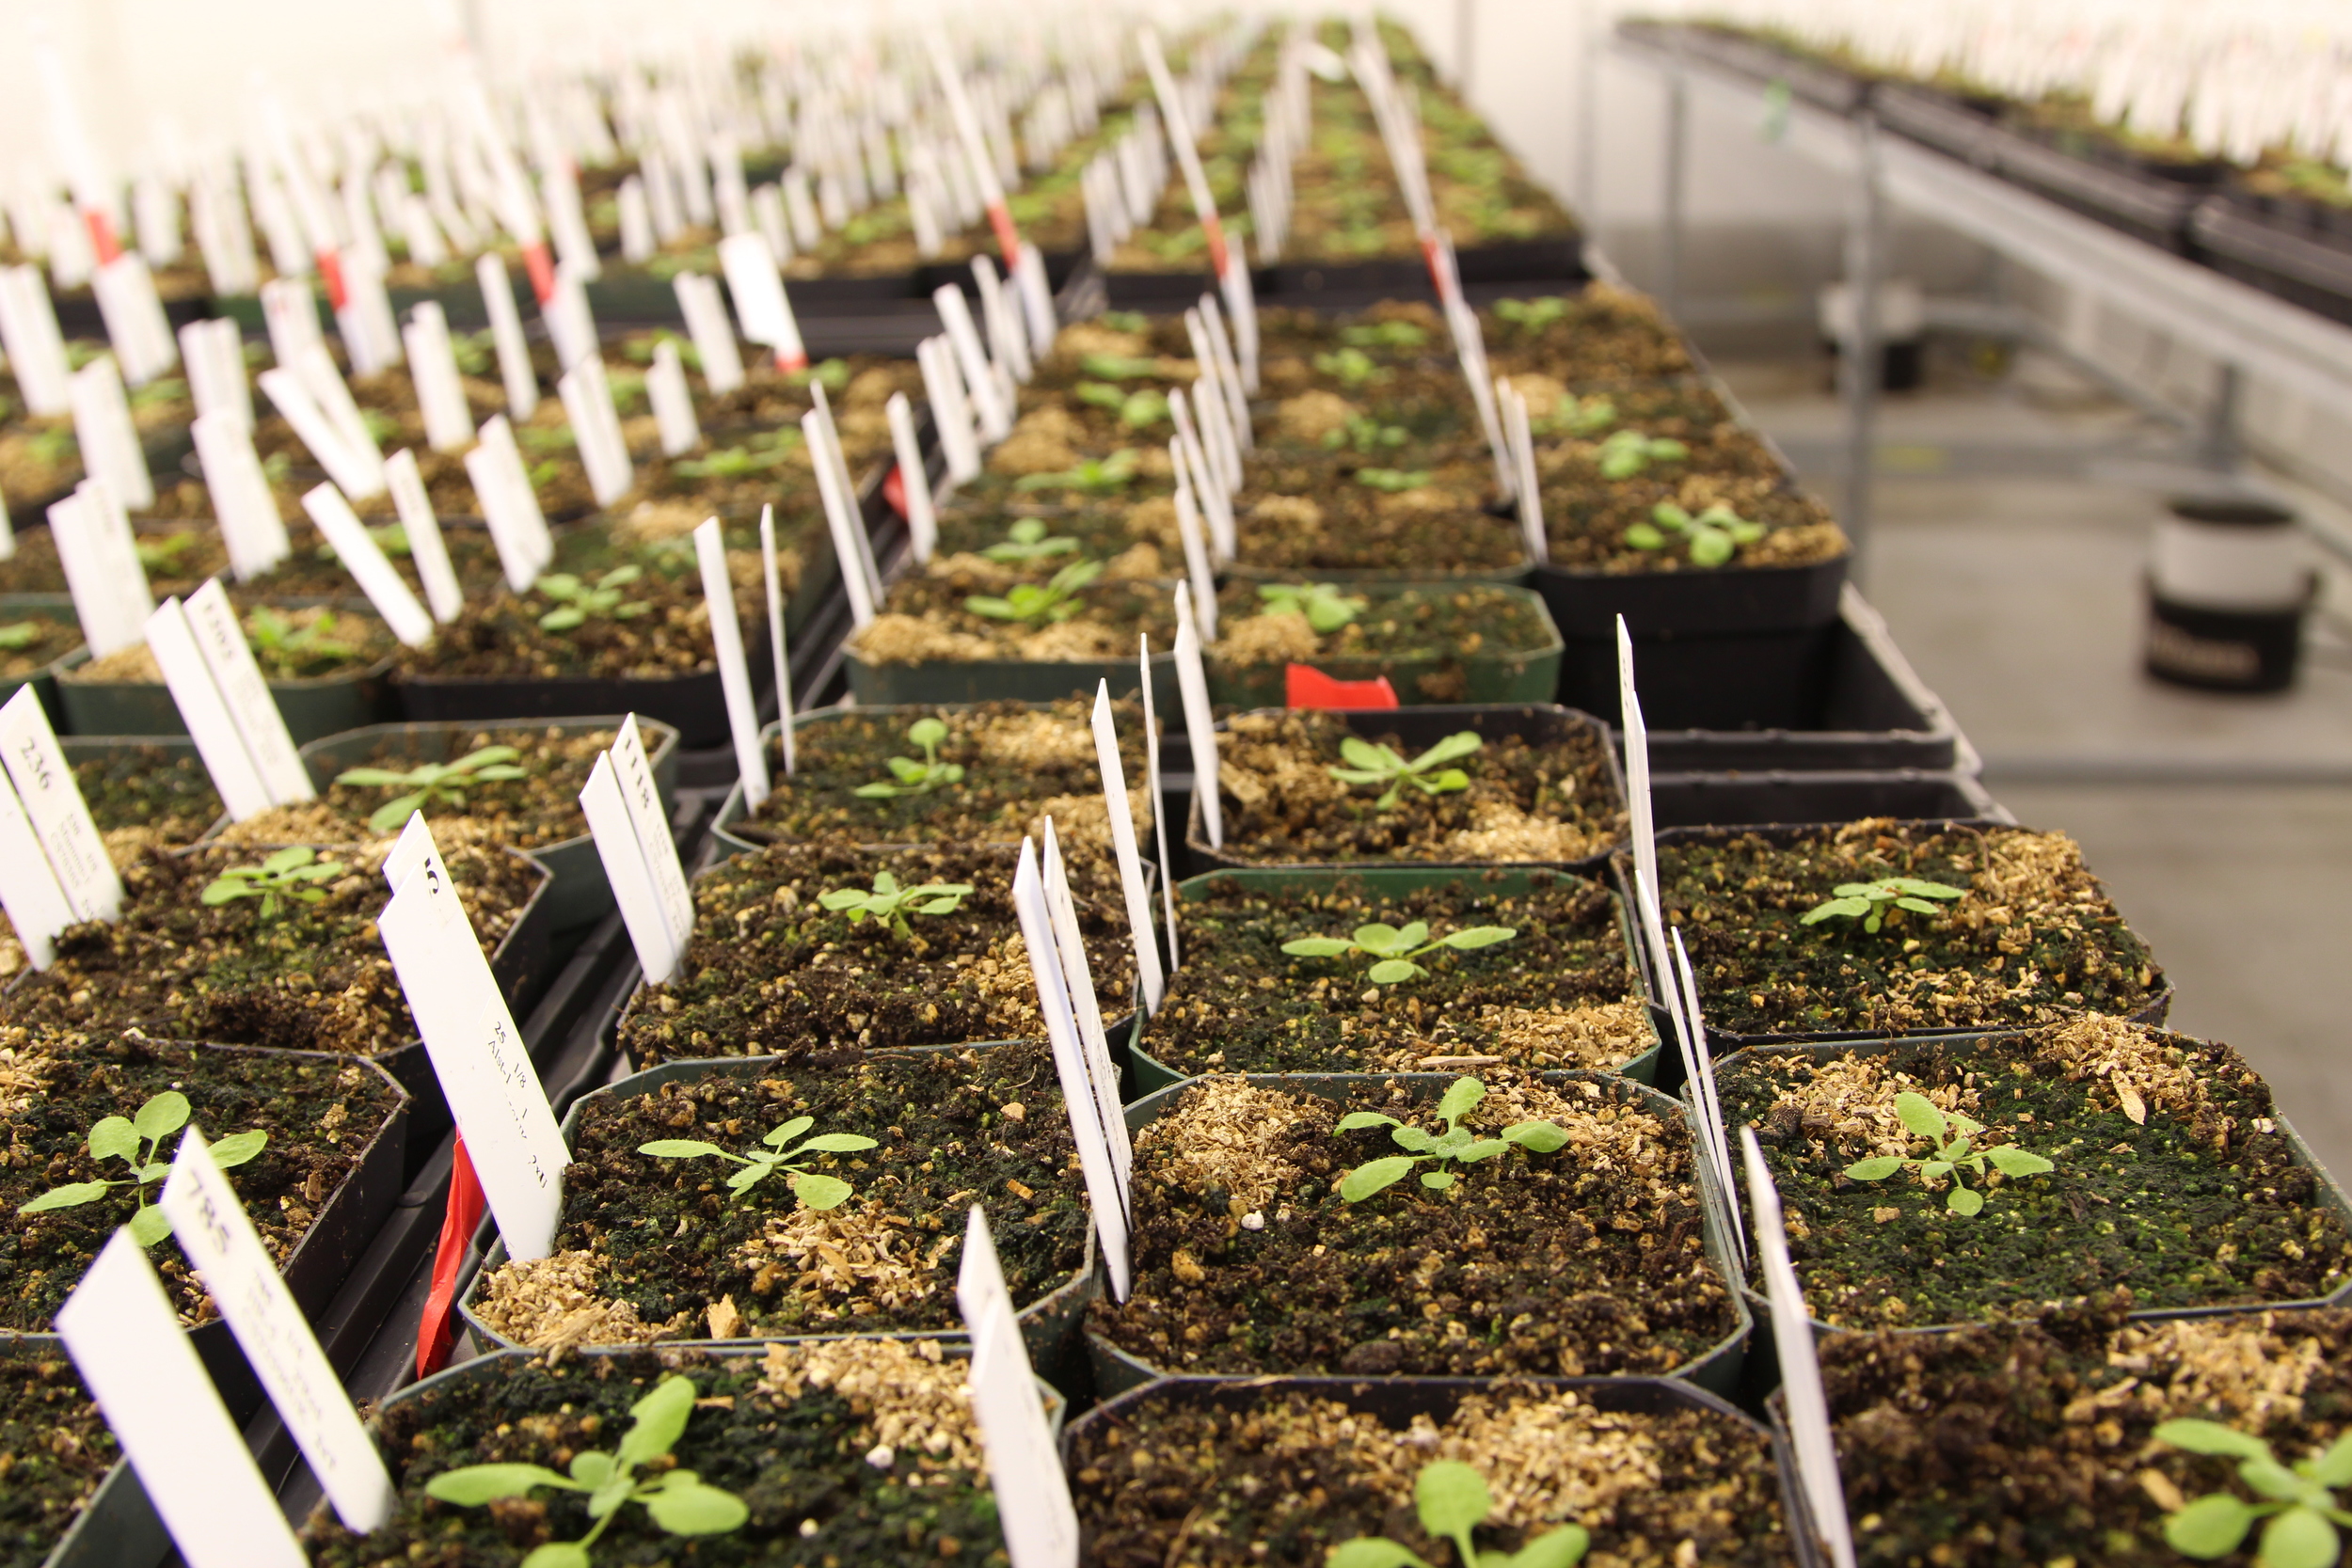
[758,503,795,777]
[0,685,121,922]
[718,232,807,372]
[1041,821,1134,1190]
[1169,390,1234,559]
[932,285,1010,440]
[258,367,373,502]
[184,579,315,805]
[160,1128,394,1532]
[179,317,252,430]
[55,1232,309,1568]
[1501,379,1548,563]
[1089,683,1168,1011]
[476,253,538,418]
[144,597,272,821]
[802,404,879,627]
[648,338,700,457]
[294,344,387,497]
[46,483,152,659]
[1172,583,1222,849]
[69,356,153,511]
[884,391,936,562]
[261,277,325,370]
[580,752,684,984]
[386,450,463,624]
[614,715,693,951]
[1168,444,1219,640]
[1672,926,1746,1265]
[916,334,982,484]
[405,301,474,452]
[1139,27,1231,282]
[0,263,72,414]
[192,413,291,581]
[468,415,554,592]
[971,256,1031,384]
[0,773,75,969]
[558,359,633,508]
[92,254,179,387]
[301,483,436,647]
[1013,242,1057,359]
[956,1207,1081,1568]
[673,272,747,394]
[695,518,770,812]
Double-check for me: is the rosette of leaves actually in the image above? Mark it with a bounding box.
[964,559,1103,624]
[18,1092,266,1247]
[1074,381,1172,430]
[335,745,530,833]
[1323,415,1409,453]
[1354,467,1434,494]
[1333,1459,1587,1568]
[981,517,1080,563]
[536,565,651,632]
[1327,731,1483,810]
[1333,1076,1569,1201]
[1282,921,1517,985]
[639,1116,878,1212]
[853,718,963,800]
[2154,1418,2352,1568]
[1624,501,1765,568]
[817,868,976,941]
[1800,876,1965,935]
[1841,1091,2057,1217]
[1312,347,1390,388]
[1593,428,1689,481]
[200,847,344,921]
[1010,449,1140,495]
[1256,581,1364,633]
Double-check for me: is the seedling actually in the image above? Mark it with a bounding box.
[246,607,362,669]
[1841,1090,2055,1217]
[1332,1459,1587,1568]
[1282,921,1516,984]
[817,868,976,941]
[1593,428,1689,480]
[422,1373,748,1566]
[1011,449,1140,495]
[0,621,45,651]
[1074,381,1171,430]
[1624,501,1766,567]
[640,1116,877,1211]
[981,517,1081,563]
[2153,1418,2352,1568]
[674,430,801,479]
[1494,296,1568,335]
[1338,320,1428,350]
[129,376,189,412]
[787,357,850,391]
[620,331,700,371]
[1322,414,1410,453]
[1542,394,1617,438]
[852,718,964,800]
[1099,311,1149,334]
[1800,876,1967,934]
[335,745,530,832]
[1333,1077,1568,1201]
[18,1091,266,1248]
[1312,347,1389,388]
[1080,352,1164,381]
[1328,731,1483,810]
[315,521,413,562]
[1354,467,1433,494]
[134,532,199,575]
[1256,581,1364,632]
[965,559,1103,624]
[200,847,345,921]
[537,565,651,632]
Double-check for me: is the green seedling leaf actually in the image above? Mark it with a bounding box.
[1437,1077,1486,1122]
[644,1480,752,1535]
[1352,923,1411,954]
[1454,1138,1511,1163]
[134,1092,191,1142]
[425,1465,576,1505]
[521,1545,590,1568]
[125,1205,172,1246]
[1844,1156,1904,1181]
[1894,1092,1947,1141]
[1366,959,1422,984]
[766,1117,816,1148]
[1502,1121,1568,1152]
[569,1451,615,1484]
[1419,1170,1454,1189]
[208,1130,269,1168]
[1439,927,1517,951]
[88,1117,139,1163]
[617,1376,697,1466]
[1335,1111,1401,1132]
[2163,1493,2257,1559]
[640,1139,735,1160]
[1281,937,1356,958]
[1327,1544,1431,1568]
[1414,1461,1490,1540]
[1983,1145,2055,1178]
[20,1181,115,1214]
[1946,1186,1984,1216]
[1505,1526,1592,1568]
[788,1133,879,1155]
[2261,1507,2339,1568]
[2307,1432,2352,1488]
[1338,1156,1419,1202]
[790,1172,855,1210]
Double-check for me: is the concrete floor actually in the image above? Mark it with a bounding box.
[1719,350,2352,1181]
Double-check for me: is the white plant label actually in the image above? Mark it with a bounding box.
[468,415,554,591]
[144,597,272,821]
[0,773,75,969]
[916,334,982,484]
[386,449,463,624]
[477,253,538,417]
[1615,619,1689,1055]
[1089,683,1167,1011]
[759,504,795,778]
[884,390,936,562]
[1169,446,1218,642]
[405,302,475,453]
[543,265,597,374]
[0,263,72,414]
[616,714,692,945]
[618,177,656,261]
[160,1127,394,1532]
[1199,296,1253,450]
[802,405,878,627]
[675,273,747,395]
[558,359,633,507]
[295,345,386,496]
[378,823,567,1260]
[180,317,252,430]
[1172,582,1222,848]
[1740,1128,1859,1568]
[1041,821,1133,1190]
[55,1232,309,1568]
[1672,927,1746,1264]
[261,278,321,371]
[257,368,372,502]
[580,751,683,985]
[338,256,403,377]
[301,483,435,647]
[1502,381,1547,562]
[647,339,700,457]
[70,356,153,511]
[1010,840,1130,1300]
[47,484,152,659]
[1139,636,1180,970]
[932,285,1010,440]
[1168,391,1232,559]
[0,685,121,922]
[183,578,314,806]
[92,254,179,388]
[956,1207,1081,1568]
[718,232,806,371]
[971,257,1030,385]
[695,518,770,812]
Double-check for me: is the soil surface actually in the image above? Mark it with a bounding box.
[471,1041,1086,1346]
[723,698,1151,855]
[302,1340,1009,1567]
[72,744,223,863]
[619,843,1136,1068]
[0,1349,117,1568]
[0,1026,401,1330]
[1209,710,1625,866]
[63,604,392,685]
[2,841,538,1060]
[0,520,227,599]
[393,550,746,682]
[1209,582,1555,705]
[0,610,81,679]
[1141,870,1649,1076]
[1071,1382,1795,1568]
[1658,818,2164,1037]
[1478,285,1697,383]
[852,561,1180,667]
[1088,1070,1739,1378]
[1823,1301,2352,1567]
[1727,1017,2352,1327]
[1231,454,1525,576]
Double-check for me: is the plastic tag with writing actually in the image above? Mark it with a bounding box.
[183,578,314,805]
[542,264,597,373]
[648,339,700,457]
[1501,380,1547,563]
[302,483,435,647]
[144,596,272,820]
[261,277,324,370]
[673,272,747,395]
[92,254,179,387]
[916,334,982,484]
[758,503,795,777]
[1041,820,1133,1189]
[1673,927,1746,1264]
[294,344,387,497]
[1089,683,1167,1011]
[616,715,695,954]
[718,232,806,371]
[1139,636,1180,969]
[971,256,1031,384]
[257,367,373,502]
[476,253,539,418]
[69,356,153,511]
[387,449,463,624]
[695,518,770,812]
[1199,295,1253,449]
[467,414,554,592]
[47,483,153,659]
[802,404,879,627]
[179,317,251,430]
[0,775,75,969]
[0,685,121,922]
[931,285,1010,440]
[1168,443,1218,640]
[0,264,72,414]
[336,255,402,377]
[160,1128,393,1532]
[405,302,474,452]
[55,1232,308,1568]
[884,390,936,561]
[580,751,684,984]
[1172,582,1222,848]
[956,1207,1081,1568]
[1168,391,1233,558]
[558,358,633,507]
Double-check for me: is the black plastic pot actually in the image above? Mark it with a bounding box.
[1984,122,2217,253]
[2145,580,2313,693]
[1650,768,2009,832]
[1184,704,1628,878]
[0,593,83,730]
[2192,193,2352,325]
[1875,83,2002,168]
[1616,18,1875,115]
[394,641,758,753]
[1265,233,1587,301]
[1537,548,1848,642]
[1207,582,1564,709]
[1088,1070,1752,1399]
[56,647,395,746]
[845,642,1179,714]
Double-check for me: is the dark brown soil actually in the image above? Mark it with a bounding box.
[1141,870,1649,1075]
[1822,1302,2352,1567]
[1657,818,2165,1037]
[2,841,539,1060]
[1209,710,1625,866]
[0,1026,401,1329]
[1071,1381,1796,1568]
[301,1342,1009,1568]
[1208,582,1556,705]
[0,521,226,600]
[0,610,81,679]
[226,517,517,604]
[1732,1019,2352,1328]
[1480,284,1697,383]
[0,1348,118,1568]
[476,1042,1086,1343]
[72,743,223,861]
[1232,454,1525,576]
[61,603,391,685]
[1088,1070,1740,1378]
[1542,471,1849,576]
[618,843,1136,1068]
[851,564,1180,667]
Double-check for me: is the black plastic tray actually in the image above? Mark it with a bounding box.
[1983,124,2217,253]
[2191,194,2352,327]
[1265,234,1588,301]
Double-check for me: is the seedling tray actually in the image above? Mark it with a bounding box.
[55,649,394,746]
[1206,581,1564,709]
[1616,19,1875,115]
[1875,83,2002,168]
[1534,549,1846,641]
[1263,233,1588,301]
[1983,124,2214,253]
[393,643,758,752]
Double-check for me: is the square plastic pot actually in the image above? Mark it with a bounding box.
[0,594,83,731]
[1087,1069,1752,1399]
[1263,233,1587,302]
[845,641,1178,715]
[1206,584,1564,711]
[1983,123,2217,254]
[393,637,762,753]
[1649,768,2010,832]
[55,647,394,746]
[1125,863,1661,1098]
[1536,546,1847,646]
[2192,194,2352,326]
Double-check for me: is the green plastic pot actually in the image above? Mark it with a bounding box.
[1086,1069,1752,1400]
[55,646,393,745]
[846,642,1179,715]
[1206,582,1564,709]
[0,594,85,731]
[288,717,678,931]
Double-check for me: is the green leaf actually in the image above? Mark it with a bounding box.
[521,1544,591,1568]
[1338,736,1399,773]
[1843,1157,1904,1181]
[1437,1077,1486,1123]
[127,1205,172,1246]
[334,768,413,787]
[2240,1458,2305,1503]
[1335,1111,1402,1132]
[638,1140,733,1160]
[617,1374,696,1467]
[261,847,314,875]
[1894,1092,1947,1141]
[1882,878,1967,900]
[88,1117,139,1163]
[2261,1506,2340,1568]
[1946,1186,1984,1216]
[1983,1146,2054,1179]
[1412,732,1485,770]
[1282,937,1357,958]
[1919,1161,1953,1181]
[20,1181,115,1214]
[1800,896,1871,925]
[2308,1433,2352,1488]
[790,1133,878,1154]
[1502,1120,1568,1153]
[425,1464,573,1505]
[792,1173,855,1211]
[2157,1420,2275,1461]
[1339,1157,1420,1202]
[368,793,429,832]
[1505,1525,1591,1568]
[1454,1139,1511,1163]
[1390,1126,1438,1153]
[1414,1461,1491,1541]
[1893,898,1942,915]
[1689,529,1734,568]
[1351,923,1409,954]
[1421,1170,1454,1189]
[135,1092,191,1141]
[568,1451,614,1485]
[1367,959,1422,985]
[1439,927,1518,951]
[207,1130,269,1168]
[644,1479,751,1535]
[725,1163,772,1194]
[765,1117,815,1148]
[818,888,870,911]
[1328,1541,1431,1568]
[1623,522,1666,550]
[852,782,903,800]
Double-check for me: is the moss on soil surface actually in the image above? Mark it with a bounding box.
[0,1350,117,1568]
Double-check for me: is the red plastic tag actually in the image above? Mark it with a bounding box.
[882,463,910,519]
[1285,665,1399,709]
[521,241,557,308]
[415,1133,488,1380]
[986,201,1023,265]
[315,248,349,312]
[1203,214,1231,284]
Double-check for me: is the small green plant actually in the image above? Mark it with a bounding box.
[1494,296,1568,335]
[1011,449,1140,494]
[422,1373,748,1566]
[981,517,1081,563]
[817,868,976,941]
[1256,581,1364,632]
[1333,1077,1568,1201]
[537,566,651,632]
[1328,731,1483,810]
[2153,1418,2352,1568]
[1332,1459,1587,1568]
[1098,311,1149,334]
[1282,920,1516,984]
[1079,351,1163,381]
[1624,501,1765,567]
[25,427,76,469]
[516,424,579,456]
[1322,414,1409,453]
[335,745,530,832]
[1354,467,1433,493]
[639,1117,877,1211]
[620,331,699,370]
[246,607,361,672]
[673,430,801,479]
[1800,876,1967,933]
[0,621,45,651]
[964,559,1103,624]
[1338,320,1428,350]
[1543,394,1618,437]
[129,376,189,411]
[1593,428,1689,480]
[134,532,199,575]
[315,521,413,562]
[852,718,964,800]
[1312,347,1389,388]
[18,1091,266,1247]
[200,847,345,920]
[1842,1091,2055,1217]
[787,357,850,391]
[1074,381,1171,430]
[451,328,496,376]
